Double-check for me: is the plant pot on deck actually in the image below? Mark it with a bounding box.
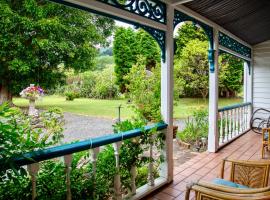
[173,125,178,139]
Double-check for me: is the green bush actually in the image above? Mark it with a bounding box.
[177,109,208,144]
[91,66,119,99]
[65,91,76,101]
[0,104,64,181]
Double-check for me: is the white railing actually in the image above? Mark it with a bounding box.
[0,123,168,200]
[218,102,252,148]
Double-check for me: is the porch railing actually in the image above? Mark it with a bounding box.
[218,102,252,148]
[0,123,168,200]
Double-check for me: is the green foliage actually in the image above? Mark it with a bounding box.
[65,91,77,101]
[91,66,119,99]
[174,22,244,98]
[177,109,208,144]
[113,28,160,93]
[219,54,244,97]
[95,55,114,71]
[0,103,64,181]
[174,39,209,98]
[0,0,115,99]
[125,57,161,122]
[175,23,208,57]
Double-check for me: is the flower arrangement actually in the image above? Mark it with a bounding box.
[20,85,44,100]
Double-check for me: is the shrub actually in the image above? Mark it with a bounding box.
[65,91,76,101]
[91,66,119,99]
[177,109,208,145]
[0,103,64,181]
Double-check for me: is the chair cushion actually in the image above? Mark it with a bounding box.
[264,132,269,140]
[212,178,249,189]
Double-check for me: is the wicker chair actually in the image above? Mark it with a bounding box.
[185,158,270,200]
[262,128,270,158]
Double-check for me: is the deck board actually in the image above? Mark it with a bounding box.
[145,131,268,200]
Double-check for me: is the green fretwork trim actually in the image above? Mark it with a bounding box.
[97,0,167,25]
[219,32,251,58]
[174,10,214,49]
[139,25,166,62]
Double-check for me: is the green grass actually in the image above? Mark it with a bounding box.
[13,95,242,119]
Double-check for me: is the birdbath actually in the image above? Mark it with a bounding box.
[20,84,44,116]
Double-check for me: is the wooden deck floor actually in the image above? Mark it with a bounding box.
[146,130,268,200]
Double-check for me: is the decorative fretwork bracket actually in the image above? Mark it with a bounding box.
[97,0,167,25]
[218,32,251,58]
[174,10,215,72]
[139,24,166,62]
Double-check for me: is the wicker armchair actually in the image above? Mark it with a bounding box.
[185,158,270,200]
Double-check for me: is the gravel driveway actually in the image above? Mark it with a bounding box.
[63,112,114,143]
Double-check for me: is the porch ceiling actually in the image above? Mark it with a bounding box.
[182,0,270,45]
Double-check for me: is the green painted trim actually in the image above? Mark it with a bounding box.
[0,123,167,170]
[219,32,251,58]
[218,102,252,112]
[173,10,215,72]
[97,0,167,25]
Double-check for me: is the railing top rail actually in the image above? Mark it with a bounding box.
[1,122,167,170]
[218,102,252,112]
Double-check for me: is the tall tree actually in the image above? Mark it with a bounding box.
[174,39,209,98]
[113,27,160,93]
[113,27,138,93]
[0,0,115,104]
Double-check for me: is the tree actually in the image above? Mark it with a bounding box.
[0,0,115,104]
[125,57,161,122]
[174,40,209,98]
[113,27,160,93]
[219,54,244,97]
[175,22,208,57]
[113,27,138,93]
[174,22,244,98]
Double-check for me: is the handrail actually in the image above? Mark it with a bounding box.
[218,102,252,112]
[0,122,167,170]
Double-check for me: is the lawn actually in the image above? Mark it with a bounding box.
[13,95,242,119]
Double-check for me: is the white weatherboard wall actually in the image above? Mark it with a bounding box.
[253,40,270,111]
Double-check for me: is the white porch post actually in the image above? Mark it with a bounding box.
[161,4,174,182]
[244,61,252,103]
[208,28,219,153]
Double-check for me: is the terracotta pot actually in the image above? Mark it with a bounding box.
[173,125,178,139]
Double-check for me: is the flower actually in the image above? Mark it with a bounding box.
[20,85,44,100]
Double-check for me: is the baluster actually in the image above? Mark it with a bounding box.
[130,165,137,195]
[91,147,100,178]
[228,110,232,140]
[27,163,39,200]
[244,106,247,131]
[233,109,236,137]
[225,110,228,142]
[236,107,239,135]
[91,147,100,197]
[241,107,246,133]
[64,154,72,200]
[220,112,224,144]
[113,142,122,200]
[148,134,155,186]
